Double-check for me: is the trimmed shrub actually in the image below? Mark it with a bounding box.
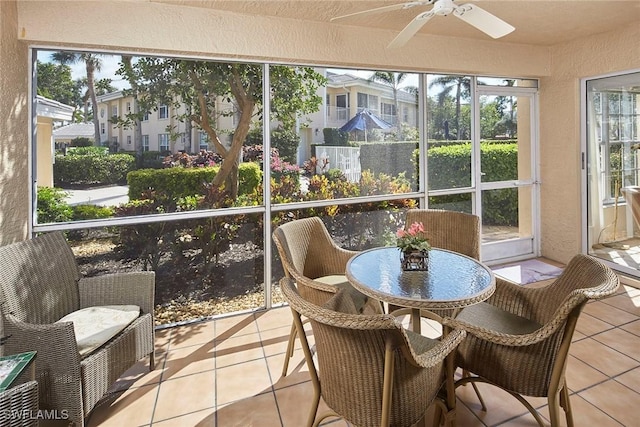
[127,162,262,201]
[323,128,349,146]
[37,186,72,223]
[72,204,114,221]
[54,153,135,185]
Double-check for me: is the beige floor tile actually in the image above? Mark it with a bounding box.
[569,337,639,377]
[455,381,535,426]
[214,332,266,368]
[215,358,272,406]
[564,355,609,392]
[615,366,640,393]
[582,300,638,326]
[153,372,215,422]
[259,324,295,357]
[579,379,640,426]
[161,345,216,380]
[216,390,281,427]
[254,305,294,331]
[87,383,158,426]
[167,321,216,349]
[152,408,215,426]
[575,312,617,336]
[621,319,640,336]
[212,312,259,340]
[535,393,624,427]
[266,350,314,389]
[275,381,349,427]
[601,292,640,316]
[592,327,640,362]
[154,328,172,353]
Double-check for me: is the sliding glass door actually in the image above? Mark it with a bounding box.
[585,71,640,275]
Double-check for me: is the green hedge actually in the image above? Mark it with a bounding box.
[323,128,349,146]
[423,141,518,226]
[54,153,135,185]
[127,162,262,200]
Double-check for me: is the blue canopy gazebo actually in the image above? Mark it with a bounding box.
[340,109,392,142]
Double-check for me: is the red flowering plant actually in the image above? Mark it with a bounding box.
[396,221,431,253]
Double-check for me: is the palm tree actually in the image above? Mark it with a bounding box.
[428,75,471,139]
[368,72,409,140]
[52,52,103,146]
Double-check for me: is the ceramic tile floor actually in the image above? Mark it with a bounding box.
[76,278,640,427]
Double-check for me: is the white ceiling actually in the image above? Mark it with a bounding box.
[152,0,640,47]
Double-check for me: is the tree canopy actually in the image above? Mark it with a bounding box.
[115,58,326,197]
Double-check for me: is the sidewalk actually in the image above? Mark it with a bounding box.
[64,185,129,207]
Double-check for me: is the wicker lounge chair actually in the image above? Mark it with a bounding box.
[442,254,619,427]
[0,232,155,427]
[0,381,38,427]
[280,277,466,427]
[272,217,382,376]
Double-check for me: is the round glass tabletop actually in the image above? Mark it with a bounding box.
[346,247,495,309]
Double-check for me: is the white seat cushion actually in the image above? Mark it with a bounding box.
[56,305,141,357]
[315,275,349,286]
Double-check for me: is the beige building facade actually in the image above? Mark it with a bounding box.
[1,0,639,266]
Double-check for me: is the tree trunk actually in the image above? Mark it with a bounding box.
[86,62,101,147]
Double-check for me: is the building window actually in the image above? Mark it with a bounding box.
[142,134,149,152]
[336,94,348,120]
[199,132,209,150]
[100,123,105,134]
[357,93,378,114]
[143,112,150,121]
[111,105,118,117]
[159,134,170,152]
[126,102,131,113]
[159,104,169,119]
[127,135,132,145]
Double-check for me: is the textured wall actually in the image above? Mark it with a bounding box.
[0,1,30,245]
[540,24,640,263]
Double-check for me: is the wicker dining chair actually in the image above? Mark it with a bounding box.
[391,209,481,319]
[272,217,382,376]
[280,277,466,427]
[442,254,619,427]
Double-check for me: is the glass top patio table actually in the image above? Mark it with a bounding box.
[346,247,495,312]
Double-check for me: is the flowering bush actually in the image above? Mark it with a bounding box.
[396,221,431,252]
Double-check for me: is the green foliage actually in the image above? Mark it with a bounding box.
[71,204,114,221]
[37,187,72,223]
[36,60,80,107]
[54,153,135,185]
[323,128,349,146]
[70,137,93,147]
[271,128,300,163]
[127,163,262,202]
[67,146,108,156]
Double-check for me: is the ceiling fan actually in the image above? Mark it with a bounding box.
[331,0,515,49]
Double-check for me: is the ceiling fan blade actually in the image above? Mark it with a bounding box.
[331,1,433,22]
[388,11,435,49]
[453,4,515,39]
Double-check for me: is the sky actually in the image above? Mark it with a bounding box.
[37,49,420,92]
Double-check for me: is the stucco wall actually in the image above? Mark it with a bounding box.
[539,24,640,264]
[0,1,30,245]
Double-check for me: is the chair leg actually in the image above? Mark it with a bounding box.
[149,351,155,370]
[281,322,297,377]
[548,391,562,427]
[560,385,574,427]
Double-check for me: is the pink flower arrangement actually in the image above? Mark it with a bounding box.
[396,221,431,252]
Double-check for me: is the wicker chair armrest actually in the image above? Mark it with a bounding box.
[403,328,466,368]
[78,272,155,315]
[441,310,568,347]
[291,270,340,296]
[3,314,81,366]
[331,246,359,269]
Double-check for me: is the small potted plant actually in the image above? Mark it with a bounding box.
[396,221,431,271]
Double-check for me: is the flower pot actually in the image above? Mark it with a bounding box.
[400,249,429,271]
